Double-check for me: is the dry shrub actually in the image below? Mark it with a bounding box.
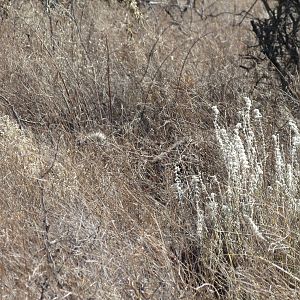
[0,1,300,299]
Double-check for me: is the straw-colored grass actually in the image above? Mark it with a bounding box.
[1,1,300,299]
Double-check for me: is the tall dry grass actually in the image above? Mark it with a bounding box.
[0,0,299,299]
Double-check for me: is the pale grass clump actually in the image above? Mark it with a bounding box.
[212,97,264,212]
[191,175,204,241]
[77,130,108,146]
[212,97,300,215]
[168,97,300,298]
[174,164,184,203]
[125,0,142,20]
[271,121,300,209]
[206,98,300,296]
[0,115,42,178]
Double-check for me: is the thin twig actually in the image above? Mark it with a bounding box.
[106,35,113,124]
[145,39,187,101]
[261,0,274,18]
[152,138,188,163]
[140,24,172,83]
[40,135,62,179]
[38,182,63,289]
[38,136,63,289]
[238,0,259,25]
[175,32,211,101]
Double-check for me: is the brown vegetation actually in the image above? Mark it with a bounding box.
[0,0,300,299]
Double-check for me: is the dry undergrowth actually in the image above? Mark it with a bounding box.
[0,1,300,299]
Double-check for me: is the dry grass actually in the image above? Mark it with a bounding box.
[0,0,300,299]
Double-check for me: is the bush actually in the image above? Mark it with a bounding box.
[251,0,300,94]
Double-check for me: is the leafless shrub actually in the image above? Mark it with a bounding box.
[250,0,300,95]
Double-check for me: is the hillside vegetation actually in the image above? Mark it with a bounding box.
[1,0,300,299]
